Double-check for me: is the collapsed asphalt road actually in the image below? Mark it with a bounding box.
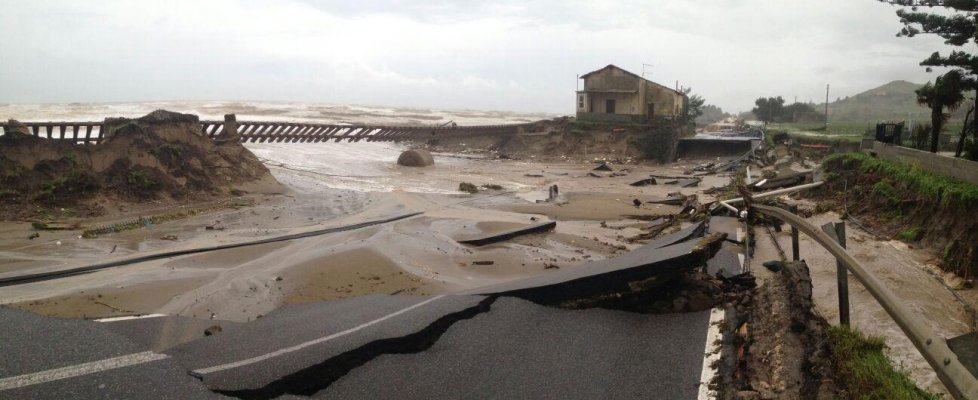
[0,225,738,400]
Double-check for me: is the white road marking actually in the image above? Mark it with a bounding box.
[191,294,447,376]
[0,351,169,391]
[697,308,725,400]
[94,314,167,322]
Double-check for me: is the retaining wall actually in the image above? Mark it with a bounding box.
[869,141,978,185]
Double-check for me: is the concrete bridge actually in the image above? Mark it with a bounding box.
[0,117,544,145]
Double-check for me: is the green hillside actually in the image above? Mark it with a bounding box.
[822,80,973,123]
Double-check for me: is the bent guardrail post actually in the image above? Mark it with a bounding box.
[821,221,851,326]
[753,204,978,400]
[790,205,800,261]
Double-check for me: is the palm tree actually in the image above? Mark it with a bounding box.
[916,70,968,153]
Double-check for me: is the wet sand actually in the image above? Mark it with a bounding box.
[0,144,731,325]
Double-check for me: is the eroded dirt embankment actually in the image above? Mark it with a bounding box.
[723,260,838,400]
[816,152,978,278]
[0,110,281,220]
[417,117,684,164]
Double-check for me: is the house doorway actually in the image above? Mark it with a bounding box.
[605,99,616,114]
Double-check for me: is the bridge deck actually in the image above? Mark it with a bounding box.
[0,120,541,144]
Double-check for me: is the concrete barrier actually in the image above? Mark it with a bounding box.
[870,141,978,185]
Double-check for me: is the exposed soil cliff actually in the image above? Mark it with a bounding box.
[417,117,685,163]
[817,152,978,278]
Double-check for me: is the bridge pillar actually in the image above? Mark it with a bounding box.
[220,114,240,140]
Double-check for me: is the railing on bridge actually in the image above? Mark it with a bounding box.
[0,118,541,145]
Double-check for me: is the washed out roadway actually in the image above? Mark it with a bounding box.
[0,233,727,399]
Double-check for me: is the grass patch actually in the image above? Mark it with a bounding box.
[826,152,978,207]
[127,170,158,191]
[896,227,923,242]
[828,326,939,400]
[872,180,901,206]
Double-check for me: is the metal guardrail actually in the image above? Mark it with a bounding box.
[752,204,978,400]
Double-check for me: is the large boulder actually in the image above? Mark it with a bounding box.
[397,149,434,167]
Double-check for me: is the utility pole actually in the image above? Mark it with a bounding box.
[825,84,830,131]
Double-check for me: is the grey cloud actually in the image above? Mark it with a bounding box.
[0,0,961,114]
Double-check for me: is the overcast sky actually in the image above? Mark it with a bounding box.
[0,0,964,114]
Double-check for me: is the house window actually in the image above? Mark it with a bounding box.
[578,95,584,109]
[605,99,616,114]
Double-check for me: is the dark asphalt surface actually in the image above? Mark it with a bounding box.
[102,314,243,352]
[2,228,723,399]
[648,221,706,249]
[0,308,216,399]
[319,297,712,399]
[166,294,485,391]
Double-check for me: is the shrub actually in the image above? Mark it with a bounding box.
[828,326,938,400]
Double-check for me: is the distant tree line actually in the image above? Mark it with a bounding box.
[750,96,824,123]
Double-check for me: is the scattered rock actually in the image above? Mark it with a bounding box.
[587,172,602,178]
[632,199,642,207]
[482,184,503,190]
[593,162,613,171]
[160,235,178,241]
[273,276,283,282]
[762,260,784,272]
[204,325,223,336]
[458,182,479,194]
[524,174,544,178]
[472,261,494,265]
[28,233,39,240]
[396,149,434,167]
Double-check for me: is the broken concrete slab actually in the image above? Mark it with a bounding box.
[456,221,556,246]
[593,163,613,171]
[708,216,745,244]
[678,178,701,188]
[647,193,686,206]
[647,221,706,249]
[463,233,726,306]
[630,178,657,187]
[706,242,745,278]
